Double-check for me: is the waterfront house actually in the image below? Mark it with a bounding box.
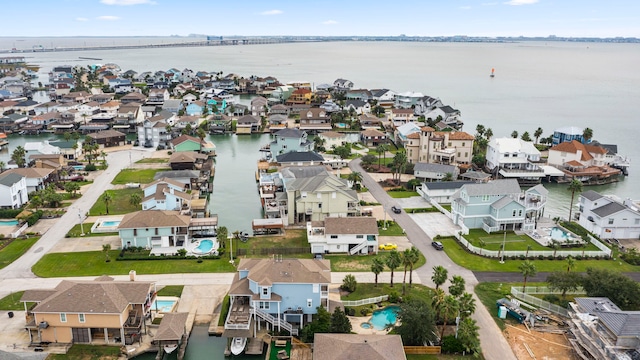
[395,91,424,109]
[137,119,171,149]
[413,162,459,182]
[0,172,28,209]
[269,104,289,116]
[87,130,126,148]
[391,108,416,125]
[313,334,407,360]
[276,151,325,167]
[0,113,28,133]
[419,180,473,204]
[118,210,191,250]
[226,258,331,336]
[345,89,372,102]
[147,88,170,105]
[169,151,208,170]
[423,105,463,130]
[267,114,288,132]
[48,140,82,160]
[360,128,387,147]
[236,115,261,134]
[21,277,156,346]
[269,128,314,158]
[359,114,383,130]
[141,178,190,212]
[333,78,354,92]
[414,96,443,115]
[344,100,371,115]
[548,140,621,184]
[451,179,547,233]
[30,154,67,170]
[307,216,378,255]
[185,101,206,116]
[0,100,18,114]
[77,101,100,117]
[93,93,115,105]
[99,100,120,116]
[298,108,331,132]
[371,89,396,108]
[1,167,54,193]
[33,101,60,115]
[251,96,269,116]
[162,99,183,114]
[577,190,640,239]
[394,122,421,147]
[24,141,61,164]
[170,134,216,155]
[319,131,347,149]
[153,170,201,189]
[319,100,341,113]
[552,126,584,146]
[173,115,201,131]
[120,92,147,105]
[486,137,545,184]
[288,88,312,105]
[417,128,475,166]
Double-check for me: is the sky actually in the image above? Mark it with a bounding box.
[3,0,639,38]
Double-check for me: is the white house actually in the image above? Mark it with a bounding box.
[23,141,61,164]
[486,137,545,183]
[0,173,28,209]
[413,162,459,182]
[578,190,640,239]
[307,217,378,255]
[419,181,473,204]
[141,178,191,211]
[1,168,54,193]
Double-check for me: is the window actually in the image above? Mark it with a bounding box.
[307,299,313,308]
[330,235,338,239]
[259,302,270,310]
[155,228,159,235]
[635,219,640,225]
[504,153,509,157]
[60,313,67,322]
[356,235,363,239]
[457,152,461,157]
[133,229,137,236]
[78,314,85,323]
[482,195,490,202]
[262,287,268,296]
[518,210,522,216]
[608,218,614,225]
[462,142,465,147]
[465,152,468,157]
[512,210,517,217]
[301,192,307,198]
[318,203,322,209]
[448,142,452,147]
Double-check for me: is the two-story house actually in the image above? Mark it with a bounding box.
[141,178,191,212]
[250,96,269,117]
[118,210,191,252]
[307,217,378,255]
[298,108,331,132]
[226,258,331,337]
[417,129,475,166]
[0,172,28,209]
[578,190,640,239]
[548,140,621,183]
[147,88,170,105]
[394,91,424,109]
[451,179,547,233]
[236,115,261,134]
[486,137,545,184]
[413,163,459,182]
[269,128,314,158]
[170,134,216,155]
[21,277,156,346]
[1,167,54,193]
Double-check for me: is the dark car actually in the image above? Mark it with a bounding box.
[431,241,444,250]
[391,206,401,214]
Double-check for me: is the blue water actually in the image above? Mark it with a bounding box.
[360,323,371,329]
[194,240,214,254]
[153,300,176,313]
[335,122,347,128]
[550,227,573,241]
[73,165,84,170]
[0,219,18,226]
[369,306,399,330]
[101,220,121,227]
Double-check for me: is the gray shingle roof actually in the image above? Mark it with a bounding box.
[462,179,520,196]
[276,151,324,163]
[423,181,473,190]
[592,202,627,217]
[324,217,378,235]
[313,333,406,360]
[275,128,305,138]
[414,162,457,174]
[155,312,188,341]
[491,196,518,210]
[0,173,24,187]
[581,190,604,202]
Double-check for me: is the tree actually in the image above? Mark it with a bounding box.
[511,131,518,139]
[100,151,107,164]
[347,171,363,190]
[521,131,532,142]
[566,256,576,273]
[581,268,640,310]
[432,288,446,323]
[371,257,384,287]
[475,124,485,137]
[341,274,357,293]
[534,127,544,144]
[217,226,228,249]
[376,144,389,168]
[329,307,352,333]
[406,246,419,288]
[313,136,326,152]
[442,172,454,181]
[300,306,331,343]
[196,128,207,153]
[386,250,402,287]
[393,298,437,346]
[432,265,448,290]
[30,195,43,211]
[102,244,111,262]
[568,179,583,222]
[582,127,593,143]
[458,293,476,318]
[440,295,459,341]
[525,244,532,258]
[401,249,413,295]
[485,128,493,140]
[129,193,142,207]
[519,260,537,291]
[0,160,4,172]
[546,271,582,299]
[41,185,63,207]
[360,154,377,167]
[391,151,408,184]
[102,191,113,214]
[64,181,80,198]
[448,275,466,297]
[11,146,26,168]
[333,145,352,159]
[457,317,481,355]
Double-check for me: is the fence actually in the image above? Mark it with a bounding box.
[342,295,389,307]
[11,222,28,239]
[404,346,441,355]
[454,232,611,259]
[510,287,569,317]
[519,286,584,295]
[429,199,452,219]
[235,247,311,256]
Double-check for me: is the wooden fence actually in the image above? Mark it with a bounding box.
[403,346,441,354]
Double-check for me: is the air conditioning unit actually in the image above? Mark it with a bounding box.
[39,321,49,329]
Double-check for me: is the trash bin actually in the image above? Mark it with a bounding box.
[8,311,14,318]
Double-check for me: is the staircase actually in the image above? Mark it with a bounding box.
[252,308,298,336]
[349,240,369,255]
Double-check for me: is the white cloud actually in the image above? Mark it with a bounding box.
[460,6,472,10]
[322,20,338,25]
[482,2,499,5]
[100,0,156,5]
[76,17,89,22]
[504,0,538,5]
[97,15,121,21]
[260,10,283,15]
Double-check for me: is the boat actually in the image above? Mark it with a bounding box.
[490,68,495,78]
[0,132,8,148]
[164,343,178,354]
[230,337,247,355]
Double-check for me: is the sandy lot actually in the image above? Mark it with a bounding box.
[505,324,577,360]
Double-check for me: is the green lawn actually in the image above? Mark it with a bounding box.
[157,285,184,297]
[48,344,122,360]
[234,230,310,257]
[32,250,236,277]
[329,250,426,272]
[0,237,39,270]
[89,188,143,216]
[441,237,639,272]
[474,282,542,331]
[387,190,420,198]
[0,291,30,310]
[111,168,169,185]
[65,222,117,238]
[463,229,599,252]
[135,158,168,164]
[342,283,434,302]
[379,221,405,236]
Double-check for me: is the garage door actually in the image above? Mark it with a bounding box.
[312,245,324,254]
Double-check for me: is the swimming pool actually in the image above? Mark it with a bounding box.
[0,219,18,226]
[72,165,84,171]
[153,299,177,313]
[335,122,347,128]
[91,217,124,233]
[102,220,121,227]
[369,305,399,330]
[192,239,214,254]
[550,227,574,241]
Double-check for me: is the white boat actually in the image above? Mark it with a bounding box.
[230,337,247,355]
[164,343,178,354]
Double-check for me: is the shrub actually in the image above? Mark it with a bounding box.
[575,255,582,260]
[388,290,400,303]
[360,308,370,316]
[84,163,97,171]
[345,307,355,316]
[543,294,560,304]
[441,335,465,353]
[538,255,544,260]
[177,248,187,257]
[341,274,357,293]
[547,255,555,260]
[519,255,526,260]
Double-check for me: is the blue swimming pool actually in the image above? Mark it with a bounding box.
[193,239,214,254]
[0,219,18,226]
[335,122,347,128]
[550,227,574,241]
[369,305,399,330]
[153,300,177,313]
[101,220,121,227]
[72,165,84,171]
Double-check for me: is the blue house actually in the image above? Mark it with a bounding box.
[269,128,314,158]
[552,126,585,146]
[225,258,331,337]
[451,179,547,233]
[117,210,191,253]
[206,98,227,113]
[185,101,206,116]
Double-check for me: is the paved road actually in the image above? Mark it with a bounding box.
[474,271,640,282]
[0,149,149,280]
[350,158,517,360]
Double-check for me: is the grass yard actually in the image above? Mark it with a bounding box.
[65,223,117,238]
[328,250,426,272]
[135,158,168,164]
[157,285,184,297]
[111,168,169,185]
[378,221,406,236]
[48,344,122,360]
[342,283,434,302]
[235,229,311,257]
[0,291,32,310]
[88,188,143,216]
[474,282,522,331]
[387,190,420,198]
[463,229,600,252]
[32,250,236,277]
[441,237,639,272]
[0,237,39,270]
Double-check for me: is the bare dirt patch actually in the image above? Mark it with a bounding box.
[505,324,577,360]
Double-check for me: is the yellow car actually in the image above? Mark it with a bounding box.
[379,243,398,250]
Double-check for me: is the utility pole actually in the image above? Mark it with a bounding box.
[78,208,85,236]
[500,230,506,264]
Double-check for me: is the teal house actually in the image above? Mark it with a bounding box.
[170,134,216,155]
[269,128,314,159]
[117,210,191,254]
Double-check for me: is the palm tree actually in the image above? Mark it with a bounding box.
[519,260,537,292]
[511,131,518,139]
[406,246,419,288]
[371,257,384,287]
[442,172,454,181]
[448,275,466,297]
[196,128,207,153]
[432,288,446,323]
[102,244,111,262]
[552,241,561,258]
[582,127,593,143]
[534,127,544,144]
[567,179,583,221]
[432,265,448,290]
[484,128,493,140]
[11,146,26,168]
[440,295,459,341]
[0,161,5,172]
[391,152,407,184]
[566,256,576,273]
[30,195,43,211]
[347,171,363,190]
[129,193,142,207]
[100,151,107,164]
[458,293,476,319]
[385,250,402,287]
[376,143,388,168]
[475,124,485,137]
[525,245,532,258]
[102,191,113,214]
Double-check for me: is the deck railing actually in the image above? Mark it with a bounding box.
[342,295,389,307]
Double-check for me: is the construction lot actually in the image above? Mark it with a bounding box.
[504,323,577,360]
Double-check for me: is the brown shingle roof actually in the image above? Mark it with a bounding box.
[421,126,435,132]
[142,177,187,191]
[407,133,421,139]
[550,140,594,161]
[169,151,207,163]
[118,210,191,229]
[446,131,474,140]
[324,217,378,235]
[170,134,201,146]
[88,129,126,140]
[2,167,54,178]
[361,129,386,137]
[155,312,188,341]
[313,334,406,360]
[234,258,331,288]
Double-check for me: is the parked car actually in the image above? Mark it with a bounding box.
[379,243,398,250]
[68,175,84,182]
[391,206,401,214]
[431,241,444,250]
